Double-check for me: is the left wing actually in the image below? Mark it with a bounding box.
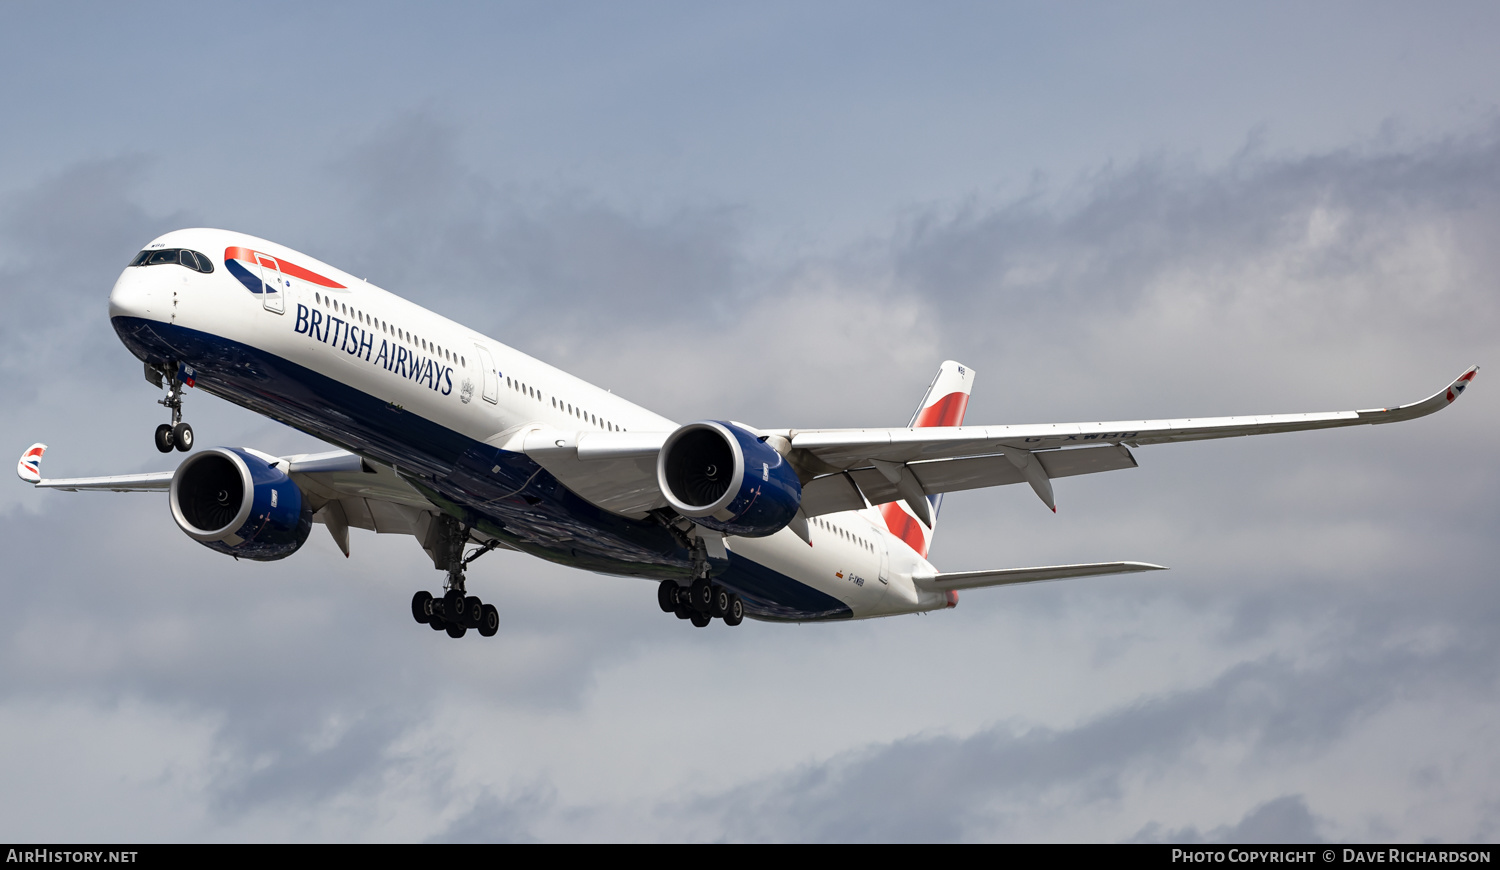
[914,561,1167,591]
[780,364,1478,515]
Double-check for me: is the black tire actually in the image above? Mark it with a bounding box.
[429,615,448,631]
[443,589,466,621]
[710,585,730,618]
[154,424,174,454]
[478,604,499,637]
[690,578,713,613]
[411,590,433,624]
[464,596,483,628]
[172,422,194,452]
[689,611,711,628]
[674,604,693,620]
[724,595,744,627]
[446,622,467,638]
[657,581,679,613]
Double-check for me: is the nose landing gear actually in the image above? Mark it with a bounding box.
[148,363,193,453]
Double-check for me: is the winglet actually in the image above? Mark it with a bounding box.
[1358,365,1479,424]
[17,443,46,484]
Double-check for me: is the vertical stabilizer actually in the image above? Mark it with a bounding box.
[879,361,974,558]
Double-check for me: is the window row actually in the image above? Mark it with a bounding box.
[313,292,464,368]
[811,516,875,553]
[129,248,214,273]
[503,376,625,432]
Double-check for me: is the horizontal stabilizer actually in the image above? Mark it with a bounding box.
[913,560,1166,591]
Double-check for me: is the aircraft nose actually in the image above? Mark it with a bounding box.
[108,267,162,321]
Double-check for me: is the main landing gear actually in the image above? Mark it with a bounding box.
[148,363,193,453]
[410,516,500,639]
[659,578,744,628]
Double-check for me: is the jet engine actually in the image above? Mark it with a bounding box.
[169,447,313,561]
[657,421,801,537]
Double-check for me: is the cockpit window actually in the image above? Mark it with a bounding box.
[129,248,214,273]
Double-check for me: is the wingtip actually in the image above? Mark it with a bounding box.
[16,442,47,484]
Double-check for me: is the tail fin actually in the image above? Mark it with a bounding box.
[879,361,974,558]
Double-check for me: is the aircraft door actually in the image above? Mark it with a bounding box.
[476,345,499,404]
[256,254,286,314]
[878,539,891,588]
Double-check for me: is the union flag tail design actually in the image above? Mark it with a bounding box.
[879,361,974,558]
[17,443,46,483]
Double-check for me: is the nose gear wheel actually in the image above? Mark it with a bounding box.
[150,363,194,453]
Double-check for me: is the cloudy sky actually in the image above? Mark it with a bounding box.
[2,1,1497,843]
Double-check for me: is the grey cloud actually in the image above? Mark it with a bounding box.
[681,636,1496,842]
[432,785,554,844]
[1131,794,1327,844]
[315,110,746,348]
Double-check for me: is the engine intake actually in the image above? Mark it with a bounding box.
[658,421,801,537]
[169,447,312,561]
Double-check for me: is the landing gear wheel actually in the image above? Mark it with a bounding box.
[690,578,714,613]
[154,424,174,454]
[657,581,679,613]
[429,615,448,631]
[689,611,711,628]
[446,622,467,638]
[411,591,433,624]
[724,594,744,627]
[674,604,693,620]
[710,585,730,618]
[478,604,499,637]
[171,422,193,452]
[464,596,483,628]
[443,589,467,622]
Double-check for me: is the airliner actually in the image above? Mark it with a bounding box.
[15,229,1479,638]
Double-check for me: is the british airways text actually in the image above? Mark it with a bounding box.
[294,304,453,396]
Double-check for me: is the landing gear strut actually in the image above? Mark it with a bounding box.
[410,516,500,639]
[651,517,744,628]
[149,363,193,453]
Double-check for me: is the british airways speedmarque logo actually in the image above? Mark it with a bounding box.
[223,246,345,295]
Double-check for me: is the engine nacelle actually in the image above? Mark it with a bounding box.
[169,447,313,561]
[657,421,802,537]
